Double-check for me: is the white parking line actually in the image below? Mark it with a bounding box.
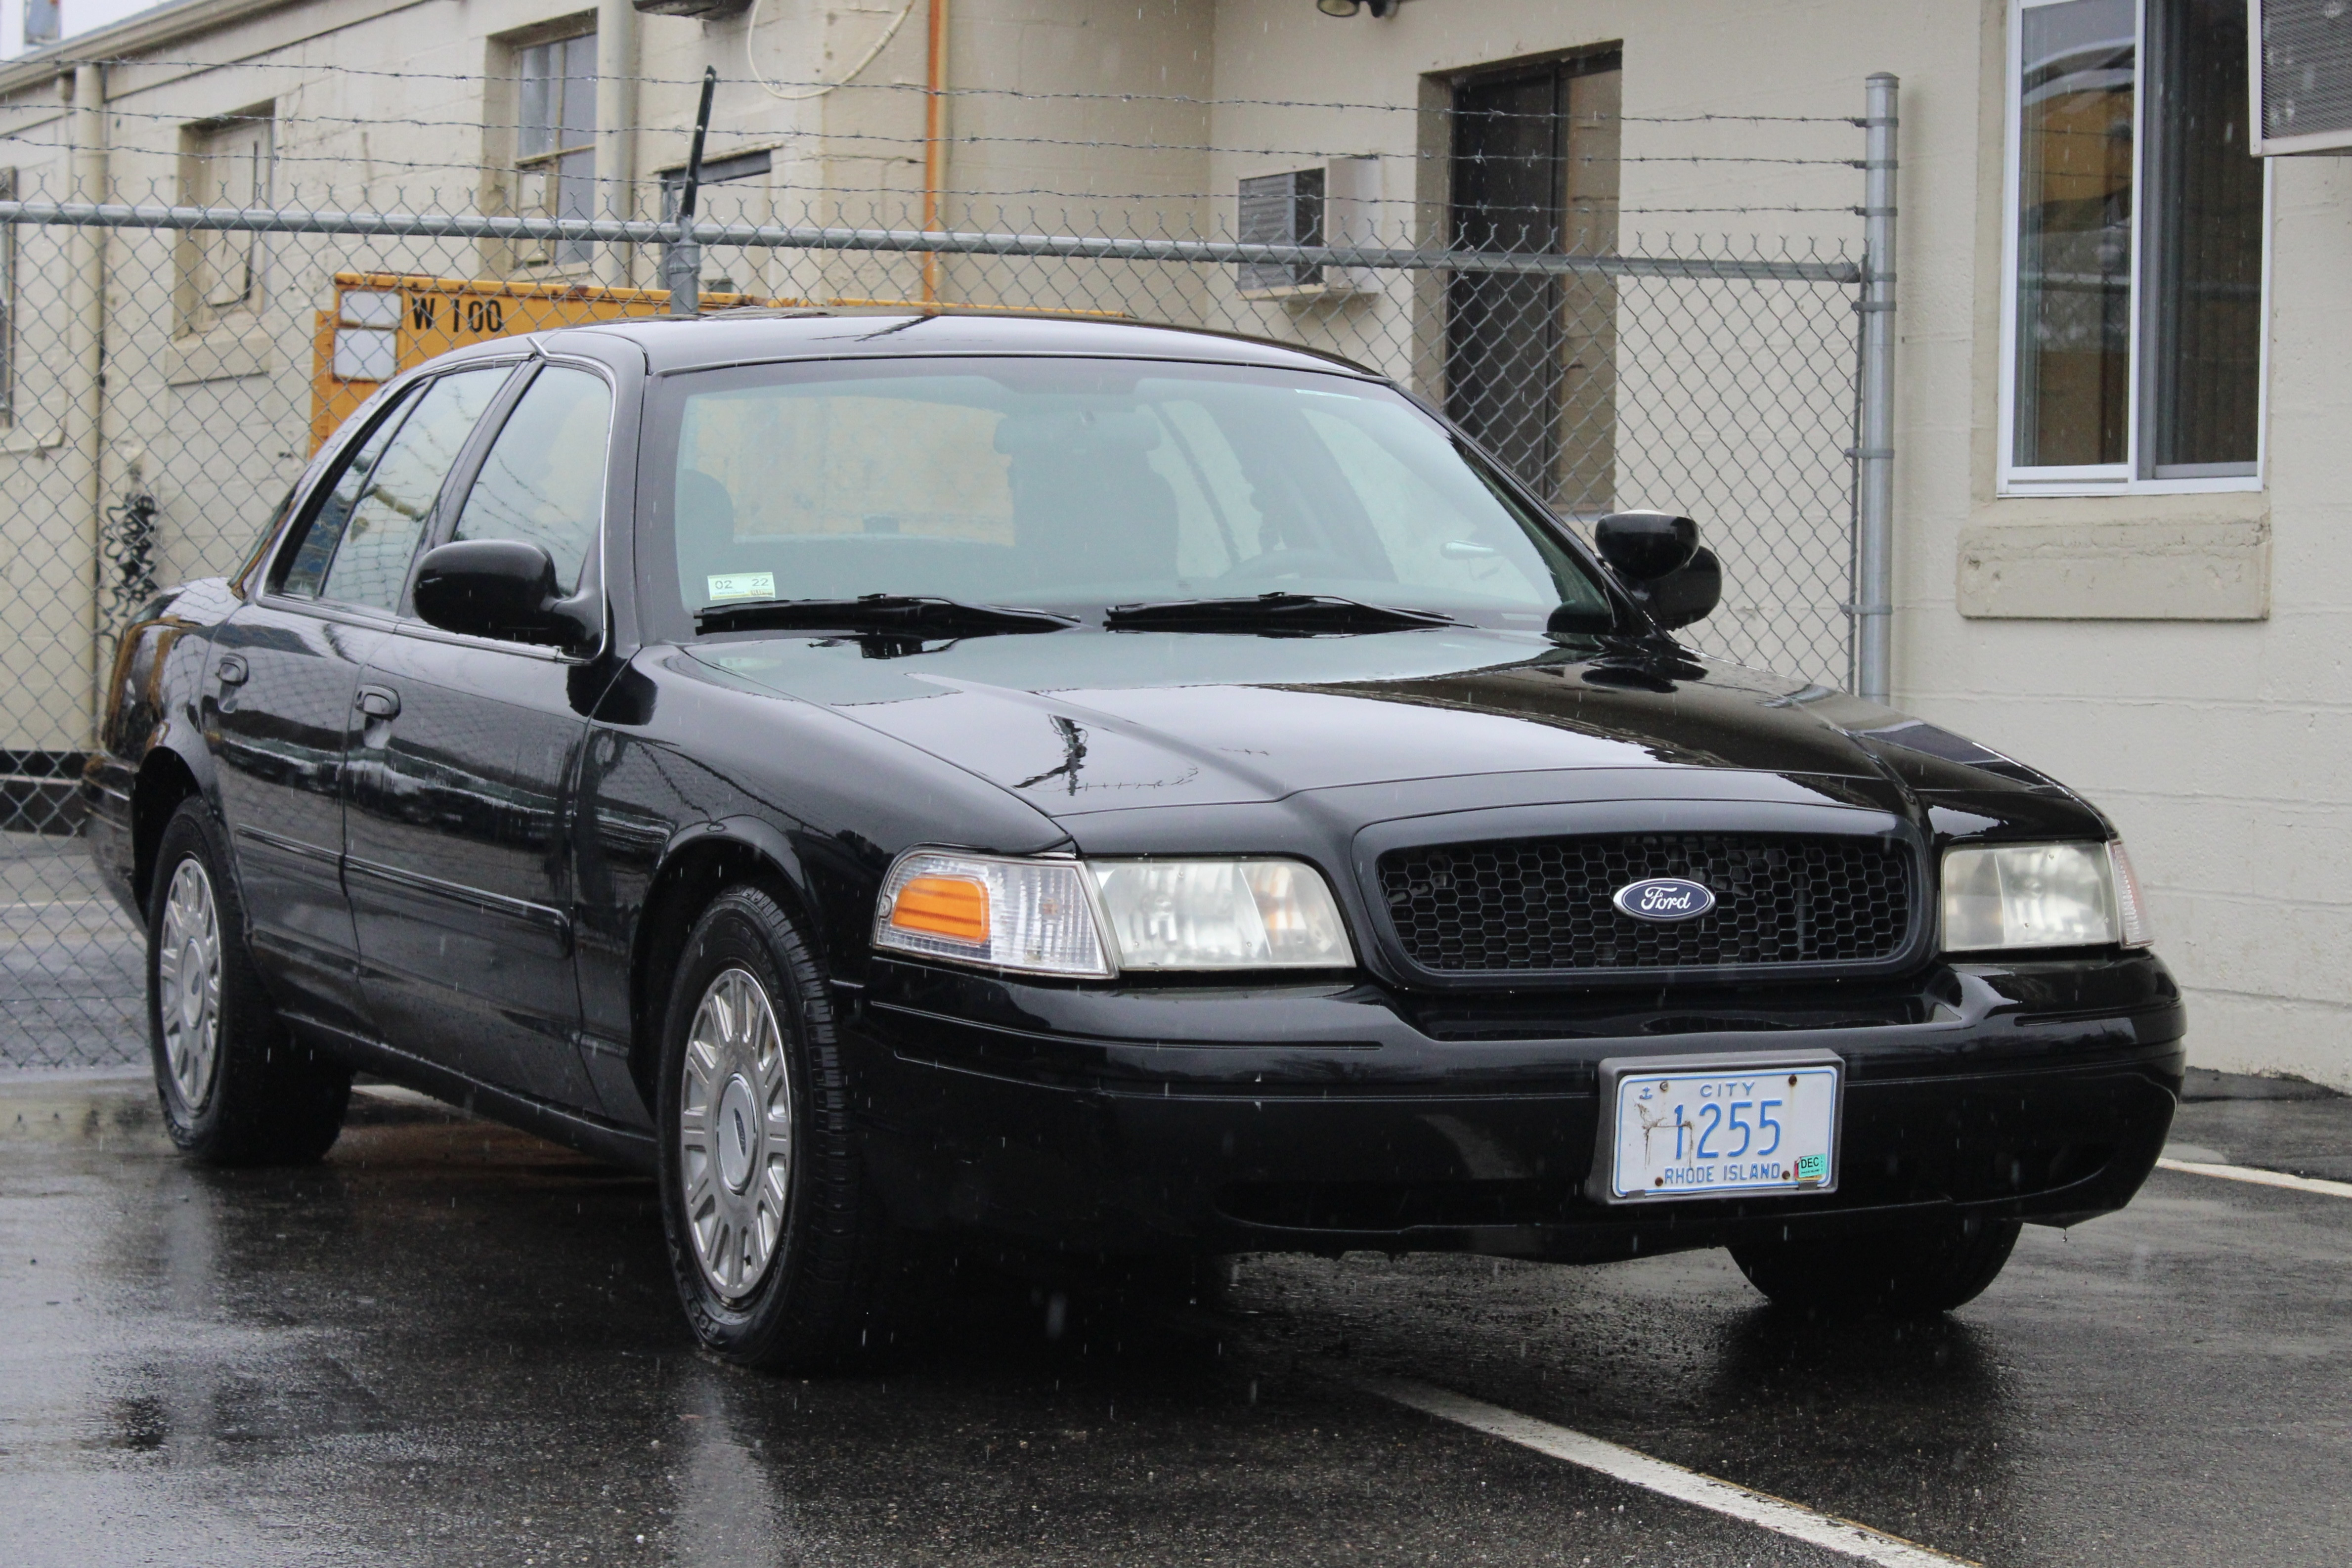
[2155,1157,2352,1200]
[1364,1377,1977,1568]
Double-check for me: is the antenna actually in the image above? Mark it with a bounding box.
[665,67,720,316]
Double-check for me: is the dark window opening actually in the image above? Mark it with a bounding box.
[1445,49,1622,516]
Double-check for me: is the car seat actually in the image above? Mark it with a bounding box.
[995,410,1178,592]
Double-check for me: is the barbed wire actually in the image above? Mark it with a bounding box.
[0,168,1865,234]
[48,56,1864,125]
[5,101,1865,168]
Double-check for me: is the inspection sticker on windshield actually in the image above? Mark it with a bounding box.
[1595,1054,1841,1202]
[706,572,776,602]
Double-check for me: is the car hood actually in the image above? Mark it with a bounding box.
[684,628,2077,829]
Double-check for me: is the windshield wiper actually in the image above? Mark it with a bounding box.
[695,594,1079,637]
[1104,593,1458,635]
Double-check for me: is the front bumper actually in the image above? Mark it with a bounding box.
[849,952,2184,1262]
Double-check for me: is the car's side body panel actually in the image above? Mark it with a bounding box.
[85,582,230,924]
[570,647,1076,1124]
[345,628,595,1104]
[208,600,384,1033]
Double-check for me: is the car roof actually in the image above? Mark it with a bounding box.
[545,308,1387,380]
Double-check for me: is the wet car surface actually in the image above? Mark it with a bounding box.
[5,1071,2346,1568]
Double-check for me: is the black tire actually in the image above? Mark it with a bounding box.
[1729,1214,2023,1318]
[146,798,350,1166]
[655,885,897,1370]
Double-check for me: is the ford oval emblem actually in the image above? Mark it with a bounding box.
[1613,877,1716,922]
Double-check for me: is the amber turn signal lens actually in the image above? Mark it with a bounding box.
[872,851,1112,977]
[889,875,990,944]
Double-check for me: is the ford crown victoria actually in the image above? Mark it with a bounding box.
[87,312,2183,1368]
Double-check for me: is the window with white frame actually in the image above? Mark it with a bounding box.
[179,110,273,335]
[515,31,597,268]
[2003,0,2265,491]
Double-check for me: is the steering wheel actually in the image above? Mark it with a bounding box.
[1221,547,1346,584]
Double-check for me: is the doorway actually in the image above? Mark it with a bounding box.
[1446,50,1621,516]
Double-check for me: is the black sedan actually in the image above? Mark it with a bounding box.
[87,312,2183,1368]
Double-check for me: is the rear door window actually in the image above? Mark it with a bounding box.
[275,383,421,598]
[317,366,511,612]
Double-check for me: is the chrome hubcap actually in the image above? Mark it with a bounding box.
[679,967,793,1303]
[156,858,222,1112]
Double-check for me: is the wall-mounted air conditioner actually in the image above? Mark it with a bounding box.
[634,0,750,19]
[2253,0,2352,154]
[1236,156,1381,300]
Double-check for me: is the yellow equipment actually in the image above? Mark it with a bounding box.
[308,271,801,453]
[310,270,1132,453]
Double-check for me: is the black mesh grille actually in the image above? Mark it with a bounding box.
[1378,833,1914,974]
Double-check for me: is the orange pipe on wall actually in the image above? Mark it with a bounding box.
[921,0,948,304]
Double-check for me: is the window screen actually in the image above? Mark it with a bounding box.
[2145,0,2262,476]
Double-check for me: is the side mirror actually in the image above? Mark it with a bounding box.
[412,539,599,650]
[1641,546,1722,631]
[1593,511,1721,632]
[1593,511,1698,582]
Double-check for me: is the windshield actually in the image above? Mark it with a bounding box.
[639,355,1612,639]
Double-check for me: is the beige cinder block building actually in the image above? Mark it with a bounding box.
[0,0,2342,1088]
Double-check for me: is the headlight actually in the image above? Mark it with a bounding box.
[1090,859,1353,970]
[1941,840,2151,953]
[873,850,1354,976]
[873,851,1114,977]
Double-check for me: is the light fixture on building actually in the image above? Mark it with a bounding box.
[1316,0,1402,17]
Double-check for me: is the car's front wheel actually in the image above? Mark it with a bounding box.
[655,886,896,1370]
[147,798,350,1165]
[1728,1214,2022,1317]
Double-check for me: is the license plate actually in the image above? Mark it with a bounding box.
[1594,1053,1842,1203]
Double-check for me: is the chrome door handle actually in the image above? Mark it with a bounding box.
[355,686,401,720]
[215,653,249,687]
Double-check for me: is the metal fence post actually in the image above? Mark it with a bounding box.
[1855,73,1898,704]
[70,62,109,742]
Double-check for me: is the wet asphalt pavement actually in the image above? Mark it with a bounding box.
[4,1071,2348,1568]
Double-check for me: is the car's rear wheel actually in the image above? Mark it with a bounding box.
[1728,1214,2023,1317]
[147,798,349,1165]
[656,885,896,1370]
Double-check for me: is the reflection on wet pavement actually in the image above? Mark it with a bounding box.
[4,1074,2349,1567]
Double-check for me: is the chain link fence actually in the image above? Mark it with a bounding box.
[0,121,1870,1070]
